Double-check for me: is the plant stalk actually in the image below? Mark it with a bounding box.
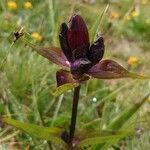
[69,86,81,148]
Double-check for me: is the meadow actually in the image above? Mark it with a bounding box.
[0,0,150,149]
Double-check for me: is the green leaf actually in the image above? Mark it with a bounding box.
[108,93,150,130]
[78,130,134,148]
[90,94,150,149]
[89,4,109,43]
[52,83,79,97]
[3,117,67,148]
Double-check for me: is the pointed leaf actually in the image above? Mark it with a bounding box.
[108,93,150,130]
[78,130,134,148]
[95,94,150,149]
[32,46,70,68]
[76,128,134,141]
[53,83,79,97]
[88,59,150,79]
[3,117,67,148]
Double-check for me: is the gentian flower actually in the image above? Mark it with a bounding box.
[32,14,148,89]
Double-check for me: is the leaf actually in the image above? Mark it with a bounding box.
[108,93,150,130]
[89,4,109,43]
[3,117,67,148]
[94,94,150,149]
[88,59,150,79]
[52,83,79,97]
[78,130,134,148]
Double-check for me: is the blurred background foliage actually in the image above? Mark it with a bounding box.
[0,0,150,149]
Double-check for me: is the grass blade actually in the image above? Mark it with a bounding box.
[89,4,109,43]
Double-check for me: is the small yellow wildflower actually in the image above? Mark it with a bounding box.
[146,96,150,103]
[24,2,32,9]
[7,1,17,10]
[31,32,43,42]
[131,10,139,17]
[141,0,148,5]
[127,56,139,65]
[110,11,120,19]
[124,15,131,21]
[146,19,150,24]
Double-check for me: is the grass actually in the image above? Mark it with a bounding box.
[0,0,150,149]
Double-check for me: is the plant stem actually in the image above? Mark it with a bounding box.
[69,86,81,148]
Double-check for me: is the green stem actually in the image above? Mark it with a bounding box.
[69,86,81,148]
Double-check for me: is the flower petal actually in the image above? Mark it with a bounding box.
[71,58,92,79]
[54,69,79,96]
[72,44,89,61]
[54,70,89,96]
[56,70,75,87]
[67,14,90,51]
[59,23,72,62]
[87,37,105,66]
[32,46,70,68]
[87,59,150,79]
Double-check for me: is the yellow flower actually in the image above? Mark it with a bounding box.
[124,15,131,21]
[146,96,150,103]
[146,19,150,24]
[24,2,32,9]
[7,1,17,10]
[110,11,120,19]
[31,32,43,42]
[141,0,148,5]
[131,10,139,17]
[127,56,139,65]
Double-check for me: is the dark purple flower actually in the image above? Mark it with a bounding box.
[59,14,104,79]
[32,14,149,88]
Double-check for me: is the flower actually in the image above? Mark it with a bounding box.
[24,2,32,9]
[30,14,149,88]
[7,1,17,10]
[31,32,42,42]
[146,19,150,24]
[124,15,131,21]
[59,14,105,80]
[147,96,150,103]
[131,10,139,17]
[128,56,139,66]
[110,11,120,19]
[141,0,148,5]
